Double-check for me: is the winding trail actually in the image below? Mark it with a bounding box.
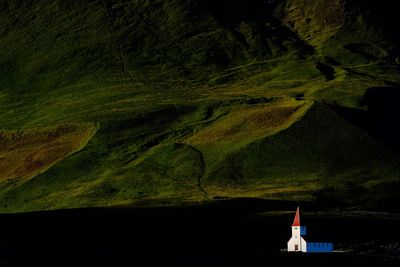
[184,144,209,195]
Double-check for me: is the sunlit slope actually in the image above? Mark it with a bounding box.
[1,101,399,211]
[0,100,310,211]
[184,99,312,175]
[0,123,97,184]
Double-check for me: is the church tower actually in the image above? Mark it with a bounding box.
[287,207,307,252]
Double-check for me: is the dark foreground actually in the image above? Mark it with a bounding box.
[0,199,399,267]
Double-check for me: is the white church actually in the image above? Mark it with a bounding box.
[287,207,333,253]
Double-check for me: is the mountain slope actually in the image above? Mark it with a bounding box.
[1,0,400,212]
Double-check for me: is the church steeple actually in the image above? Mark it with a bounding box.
[292,206,300,227]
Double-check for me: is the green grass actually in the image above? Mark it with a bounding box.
[202,103,400,200]
[0,0,400,212]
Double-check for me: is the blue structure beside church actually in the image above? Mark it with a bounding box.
[307,242,333,252]
[300,226,306,236]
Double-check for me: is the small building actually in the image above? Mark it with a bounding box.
[287,207,333,253]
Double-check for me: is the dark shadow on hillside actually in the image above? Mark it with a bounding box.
[198,0,277,26]
[347,0,400,51]
[330,86,400,152]
[362,86,400,151]
[196,0,315,59]
[316,62,335,81]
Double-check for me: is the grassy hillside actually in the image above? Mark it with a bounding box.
[0,123,97,184]
[1,0,400,212]
[203,103,400,204]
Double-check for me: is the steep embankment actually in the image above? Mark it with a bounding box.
[202,102,400,205]
[1,0,400,211]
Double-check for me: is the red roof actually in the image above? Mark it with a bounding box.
[292,206,300,226]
